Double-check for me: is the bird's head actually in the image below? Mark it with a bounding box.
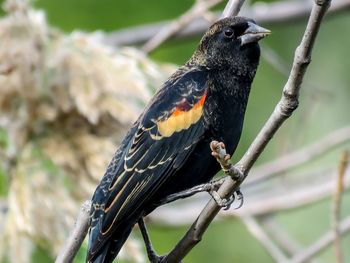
[190,17,270,75]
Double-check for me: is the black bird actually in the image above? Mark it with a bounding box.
[87,16,269,263]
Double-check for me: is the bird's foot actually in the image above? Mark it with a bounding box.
[208,181,244,210]
[209,190,234,210]
[233,189,244,209]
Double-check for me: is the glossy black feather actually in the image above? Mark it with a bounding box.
[87,69,208,262]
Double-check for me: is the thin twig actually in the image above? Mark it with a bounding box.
[150,169,350,226]
[242,215,288,262]
[261,216,319,262]
[247,126,350,186]
[262,217,321,263]
[142,0,222,53]
[221,0,245,18]
[103,0,349,46]
[55,201,92,263]
[288,216,350,263]
[160,1,332,262]
[238,0,330,175]
[331,151,348,263]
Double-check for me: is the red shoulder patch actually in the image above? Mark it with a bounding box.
[156,92,207,137]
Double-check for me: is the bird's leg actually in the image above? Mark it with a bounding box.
[138,218,163,263]
[207,168,245,210]
[156,175,243,210]
[156,182,215,206]
[208,185,244,210]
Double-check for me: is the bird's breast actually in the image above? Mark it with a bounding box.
[203,81,251,154]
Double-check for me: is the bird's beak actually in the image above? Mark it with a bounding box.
[238,22,271,46]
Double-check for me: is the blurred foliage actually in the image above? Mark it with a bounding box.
[0,1,172,262]
[0,0,349,263]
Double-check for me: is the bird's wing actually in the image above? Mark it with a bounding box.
[88,69,209,259]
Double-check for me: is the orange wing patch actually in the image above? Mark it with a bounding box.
[157,93,207,137]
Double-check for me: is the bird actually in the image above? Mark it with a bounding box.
[87,16,270,263]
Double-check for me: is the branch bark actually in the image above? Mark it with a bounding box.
[221,0,245,18]
[160,0,332,262]
[55,201,91,263]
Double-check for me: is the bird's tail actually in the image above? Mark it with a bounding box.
[86,223,134,263]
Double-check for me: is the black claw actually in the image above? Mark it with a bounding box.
[233,189,244,210]
[209,190,235,210]
[223,194,235,210]
[209,188,244,210]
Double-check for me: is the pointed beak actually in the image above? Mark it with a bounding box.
[238,22,271,46]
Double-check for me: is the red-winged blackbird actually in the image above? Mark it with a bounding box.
[87,16,269,263]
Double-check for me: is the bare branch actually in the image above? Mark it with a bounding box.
[161,1,332,262]
[221,0,245,18]
[239,173,349,217]
[288,216,350,263]
[261,217,320,263]
[242,215,288,262]
[103,0,349,46]
[142,0,222,53]
[331,151,348,263]
[55,201,91,263]
[150,169,350,226]
[246,126,350,186]
[238,0,331,175]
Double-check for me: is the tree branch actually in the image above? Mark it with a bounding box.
[150,168,350,226]
[246,126,350,186]
[261,217,320,263]
[103,0,348,46]
[331,151,348,263]
[221,0,245,18]
[242,215,288,262]
[55,201,91,263]
[53,138,349,261]
[288,216,350,263]
[160,0,332,262]
[142,0,222,53]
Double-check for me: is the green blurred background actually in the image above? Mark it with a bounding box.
[0,0,349,262]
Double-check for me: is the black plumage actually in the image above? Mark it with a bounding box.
[87,16,269,263]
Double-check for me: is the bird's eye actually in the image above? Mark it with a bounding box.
[224,29,234,38]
